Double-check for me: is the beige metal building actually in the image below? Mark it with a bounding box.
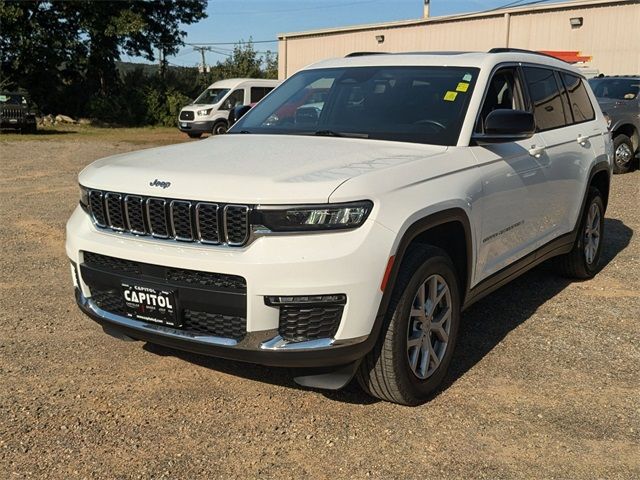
[277,0,640,78]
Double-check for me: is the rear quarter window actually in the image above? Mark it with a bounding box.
[561,73,595,123]
[523,67,569,131]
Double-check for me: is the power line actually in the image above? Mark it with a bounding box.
[210,0,380,16]
[443,0,561,19]
[185,39,277,46]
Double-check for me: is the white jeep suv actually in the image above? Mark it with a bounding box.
[67,49,612,405]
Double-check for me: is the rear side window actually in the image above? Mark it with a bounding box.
[523,67,569,131]
[250,87,274,103]
[560,73,595,123]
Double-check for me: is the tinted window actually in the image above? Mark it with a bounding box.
[232,66,479,146]
[523,67,569,131]
[561,73,595,123]
[221,89,245,110]
[588,78,639,100]
[250,86,274,103]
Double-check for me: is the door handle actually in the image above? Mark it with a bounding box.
[528,145,545,158]
[577,134,588,146]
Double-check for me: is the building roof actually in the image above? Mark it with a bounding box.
[278,0,636,39]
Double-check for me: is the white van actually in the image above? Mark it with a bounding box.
[178,78,279,138]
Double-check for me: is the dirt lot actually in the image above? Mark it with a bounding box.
[1,127,639,479]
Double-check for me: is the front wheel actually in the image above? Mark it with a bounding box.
[556,187,605,279]
[612,134,634,174]
[212,121,228,136]
[357,245,461,405]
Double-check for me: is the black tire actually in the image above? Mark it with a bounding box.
[556,187,605,279]
[357,245,461,405]
[187,132,202,139]
[212,121,228,136]
[612,134,634,174]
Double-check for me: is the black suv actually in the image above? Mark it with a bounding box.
[0,92,37,133]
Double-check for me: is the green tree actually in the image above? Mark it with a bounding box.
[0,1,86,113]
[218,41,263,79]
[0,0,207,113]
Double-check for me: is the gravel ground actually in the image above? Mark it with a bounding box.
[1,130,639,479]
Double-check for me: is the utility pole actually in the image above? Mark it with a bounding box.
[193,46,211,73]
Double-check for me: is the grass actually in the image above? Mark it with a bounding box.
[0,124,194,145]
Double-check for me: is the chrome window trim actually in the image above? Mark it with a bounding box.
[104,192,125,232]
[195,202,221,244]
[88,189,107,227]
[169,199,194,242]
[146,197,169,239]
[124,195,147,235]
[224,204,250,246]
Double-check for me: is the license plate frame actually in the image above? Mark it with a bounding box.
[121,283,178,327]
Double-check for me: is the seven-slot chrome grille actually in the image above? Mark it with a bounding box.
[88,189,250,246]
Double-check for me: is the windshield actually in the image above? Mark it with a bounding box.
[193,88,230,105]
[0,93,27,105]
[588,78,639,100]
[230,66,479,146]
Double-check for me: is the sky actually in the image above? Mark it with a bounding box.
[122,0,566,67]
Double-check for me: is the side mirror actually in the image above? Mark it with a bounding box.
[473,109,536,144]
[229,105,252,126]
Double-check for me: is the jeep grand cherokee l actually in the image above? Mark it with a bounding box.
[67,49,612,405]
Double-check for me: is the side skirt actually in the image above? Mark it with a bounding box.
[462,232,575,310]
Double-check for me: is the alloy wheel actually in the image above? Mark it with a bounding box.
[615,143,633,168]
[584,202,601,265]
[406,274,452,380]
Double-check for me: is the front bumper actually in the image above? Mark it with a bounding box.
[177,120,214,134]
[76,289,370,367]
[67,206,395,367]
[0,117,34,129]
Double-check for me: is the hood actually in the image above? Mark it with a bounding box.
[79,134,447,204]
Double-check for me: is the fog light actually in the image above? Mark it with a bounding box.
[265,294,346,306]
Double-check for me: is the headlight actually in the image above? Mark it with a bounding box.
[255,201,373,232]
[79,185,89,212]
[197,108,212,116]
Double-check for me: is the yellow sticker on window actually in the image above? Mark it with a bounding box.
[456,82,469,93]
[444,91,458,101]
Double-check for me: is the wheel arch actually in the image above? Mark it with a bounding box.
[586,161,611,213]
[612,123,639,152]
[376,208,473,324]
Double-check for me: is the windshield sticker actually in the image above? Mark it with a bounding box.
[444,91,458,102]
[0,95,6,102]
[456,82,469,93]
[462,73,473,82]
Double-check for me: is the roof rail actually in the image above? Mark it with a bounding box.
[345,51,388,58]
[488,47,567,63]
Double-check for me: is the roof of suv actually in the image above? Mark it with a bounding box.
[306,50,581,76]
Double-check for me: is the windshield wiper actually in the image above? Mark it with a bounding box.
[314,130,369,139]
